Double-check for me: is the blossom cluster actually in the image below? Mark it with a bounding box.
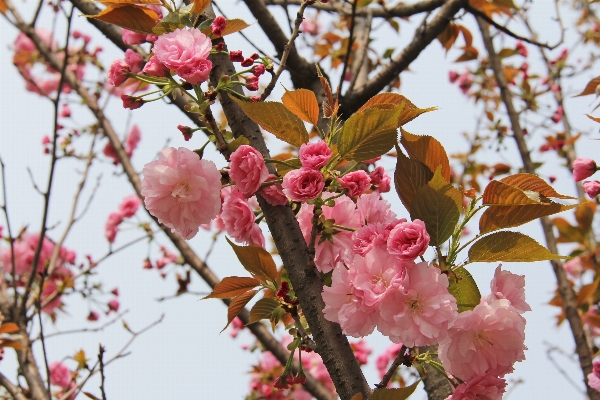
[572,157,600,198]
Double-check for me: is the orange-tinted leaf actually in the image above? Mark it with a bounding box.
[552,217,585,244]
[492,0,517,9]
[86,5,159,34]
[282,89,320,125]
[394,150,433,211]
[499,174,576,200]
[437,23,459,52]
[0,0,8,13]
[223,290,258,331]
[204,276,260,299]
[576,202,596,233]
[577,279,600,306]
[99,0,161,3]
[0,339,23,350]
[574,76,600,97]
[0,323,19,334]
[455,46,479,62]
[468,231,568,262]
[351,394,363,400]
[202,18,251,38]
[458,25,473,47]
[230,97,308,147]
[368,380,421,400]
[479,202,579,233]
[483,181,549,206]
[316,64,334,111]
[357,93,437,126]
[192,0,211,15]
[227,238,278,284]
[586,114,600,123]
[83,392,102,400]
[248,297,281,324]
[400,129,451,181]
[585,312,600,329]
[271,153,301,176]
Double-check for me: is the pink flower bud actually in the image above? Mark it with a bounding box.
[122,29,147,45]
[111,288,120,296]
[121,95,144,110]
[448,70,459,83]
[211,16,227,37]
[241,57,254,67]
[87,311,100,321]
[572,158,597,182]
[229,50,244,62]
[124,49,144,74]
[107,59,130,87]
[252,64,266,77]
[245,75,259,91]
[583,180,600,198]
[107,299,120,313]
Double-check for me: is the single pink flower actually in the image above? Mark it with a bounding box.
[41,280,62,315]
[117,195,141,218]
[141,147,222,239]
[515,40,528,57]
[229,145,269,198]
[282,167,325,202]
[125,124,141,158]
[352,220,399,257]
[338,170,371,197]
[1,232,55,276]
[105,212,123,243]
[143,55,169,77]
[259,174,287,206]
[563,257,584,279]
[211,15,227,37]
[300,19,322,35]
[121,94,144,110]
[124,49,144,74]
[485,266,531,313]
[299,141,332,169]
[584,180,600,198]
[49,362,71,388]
[588,360,600,391]
[107,59,130,87]
[219,189,265,247]
[438,299,527,381]
[387,219,430,261]
[356,191,396,225]
[573,158,597,182]
[447,374,506,400]
[378,262,457,347]
[103,142,120,165]
[121,29,147,45]
[153,28,213,84]
[350,339,372,365]
[369,166,391,192]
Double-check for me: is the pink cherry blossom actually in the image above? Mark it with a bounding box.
[141,147,222,240]
[282,167,325,202]
[563,257,584,279]
[125,124,141,158]
[446,374,506,400]
[49,361,71,388]
[143,55,169,77]
[298,141,332,169]
[573,158,597,182]
[124,49,144,74]
[584,180,600,198]
[1,232,56,276]
[218,188,265,247]
[103,142,120,164]
[41,280,62,315]
[369,166,391,193]
[153,28,213,84]
[121,29,147,45]
[350,339,372,365]
[387,219,430,261]
[378,262,457,347]
[356,191,397,225]
[108,299,120,313]
[107,59,130,87]
[211,15,227,37]
[376,343,404,379]
[338,170,371,197]
[485,266,531,313]
[229,145,269,197]
[259,174,288,206]
[104,212,123,243]
[588,360,600,391]
[118,195,142,218]
[438,299,526,381]
[352,221,398,257]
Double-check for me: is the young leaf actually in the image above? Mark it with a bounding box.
[226,238,278,284]
[83,393,102,400]
[316,64,334,109]
[400,129,451,181]
[351,394,364,400]
[230,97,308,147]
[357,93,437,126]
[479,202,579,233]
[394,150,433,211]
[577,279,600,306]
[248,297,281,324]
[410,167,462,246]
[0,339,23,350]
[86,5,159,34]
[552,218,585,244]
[574,76,600,97]
[203,276,260,299]
[496,174,576,200]
[282,89,320,125]
[469,231,568,262]
[338,106,403,162]
[575,202,596,233]
[152,6,194,35]
[192,0,212,16]
[224,290,258,331]
[0,322,19,334]
[202,19,251,38]
[482,181,549,206]
[448,267,480,312]
[101,0,161,4]
[368,380,421,399]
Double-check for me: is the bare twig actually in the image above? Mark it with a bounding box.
[98,345,107,400]
[338,0,359,94]
[261,0,310,100]
[40,311,128,340]
[0,156,19,310]
[375,345,408,389]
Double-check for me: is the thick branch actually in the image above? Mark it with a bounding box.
[340,0,468,116]
[477,16,600,400]
[0,372,27,400]
[209,39,372,400]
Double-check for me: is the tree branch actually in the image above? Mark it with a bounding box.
[476,16,600,400]
[0,372,27,400]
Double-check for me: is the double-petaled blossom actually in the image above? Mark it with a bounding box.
[584,180,600,198]
[153,28,213,84]
[0,232,73,276]
[125,124,141,158]
[259,174,288,206]
[356,191,396,225]
[217,188,265,247]
[229,145,269,198]
[298,141,331,170]
[141,147,221,240]
[282,168,325,202]
[338,170,371,197]
[351,220,400,257]
[387,219,430,261]
[107,59,130,87]
[49,362,71,388]
[588,361,600,391]
[485,266,531,314]
[117,195,142,218]
[378,262,457,347]
[369,166,391,193]
[446,374,506,400]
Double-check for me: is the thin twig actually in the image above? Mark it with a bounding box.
[375,345,408,389]
[338,0,359,95]
[260,0,310,101]
[39,311,128,340]
[98,345,107,400]
[0,156,19,308]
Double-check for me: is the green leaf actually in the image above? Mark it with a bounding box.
[226,238,278,284]
[400,129,451,181]
[448,267,480,312]
[203,276,260,299]
[394,150,433,211]
[152,5,194,35]
[338,106,403,162]
[248,297,281,324]
[410,167,462,247]
[230,97,308,147]
[368,380,421,400]
[223,290,258,332]
[227,136,250,153]
[469,231,568,262]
